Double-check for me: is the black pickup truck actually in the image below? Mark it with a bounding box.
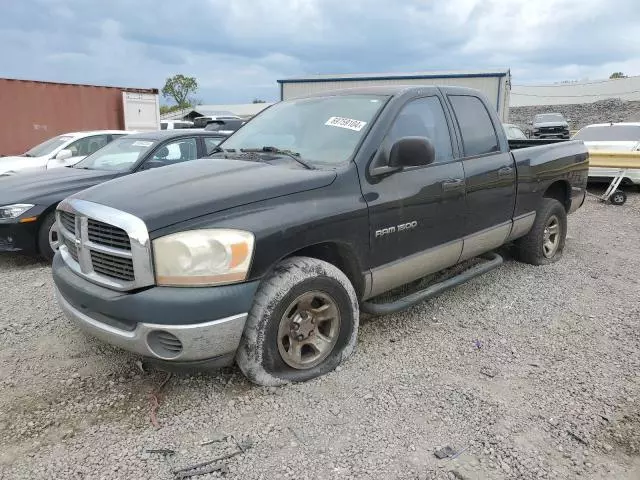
[52,86,589,386]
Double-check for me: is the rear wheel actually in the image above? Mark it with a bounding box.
[236,257,359,386]
[37,212,59,262]
[515,198,567,265]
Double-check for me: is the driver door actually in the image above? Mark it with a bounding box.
[361,96,467,297]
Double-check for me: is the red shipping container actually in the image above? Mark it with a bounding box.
[0,78,158,156]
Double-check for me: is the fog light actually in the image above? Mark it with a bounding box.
[147,330,183,359]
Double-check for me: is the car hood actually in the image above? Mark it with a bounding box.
[534,121,569,128]
[583,141,640,152]
[0,167,119,205]
[70,158,337,232]
[0,156,47,175]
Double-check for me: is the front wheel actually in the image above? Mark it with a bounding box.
[514,198,567,265]
[37,212,59,262]
[236,257,359,386]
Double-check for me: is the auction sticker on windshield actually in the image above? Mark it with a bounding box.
[132,141,154,147]
[325,117,367,132]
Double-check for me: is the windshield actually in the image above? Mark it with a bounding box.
[220,95,388,165]
[534,114,565,123]
[573,125,640,142]
[25,135,73,157]
[73,137,157,171]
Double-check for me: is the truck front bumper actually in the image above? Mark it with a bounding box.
[52,253,259,367]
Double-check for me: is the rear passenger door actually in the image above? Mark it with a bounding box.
[447,95,516,259]
[363,96,467,297]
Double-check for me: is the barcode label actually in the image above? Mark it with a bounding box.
[325,116,367,132]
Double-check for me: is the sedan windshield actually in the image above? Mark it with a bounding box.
[25,135,74,157]
[73,138,156,171]
[220,95,388,166]
[534,114,565,123]
[573,125,640,142]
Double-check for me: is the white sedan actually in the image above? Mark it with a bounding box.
[0,130,131,176]
[572,122,640,185]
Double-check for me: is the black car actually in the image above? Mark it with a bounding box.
[530,113,570,139]
[0,129,228,261]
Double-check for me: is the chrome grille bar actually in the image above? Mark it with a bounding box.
[56,199,154,291]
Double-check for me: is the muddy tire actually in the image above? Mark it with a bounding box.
[515,198,567,265]
[37,212,59,262]
[236,257,359,386]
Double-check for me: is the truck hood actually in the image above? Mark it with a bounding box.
[71,159,338,232]
[584,141,640,152]
[0,156,47,175]
[0,167,119,205]
[533,121,569,128]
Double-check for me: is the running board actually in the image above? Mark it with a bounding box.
[360,252,504,315]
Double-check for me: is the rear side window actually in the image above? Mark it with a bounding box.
[449,95,499,157]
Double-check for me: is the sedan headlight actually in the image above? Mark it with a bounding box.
[153,229,255,286]
[0,204,35,222]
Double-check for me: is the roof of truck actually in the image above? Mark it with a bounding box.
[304,85,479,98]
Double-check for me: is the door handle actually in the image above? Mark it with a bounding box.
[442,178,464,191]
[498,166,514,177]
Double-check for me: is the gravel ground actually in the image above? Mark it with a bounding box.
[1,189,639,480]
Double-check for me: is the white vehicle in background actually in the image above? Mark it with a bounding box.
[572,122,640,185]
[160,120,194,130]
[503,123,527,140]
[0,130,131,176]
[192,113,241,128]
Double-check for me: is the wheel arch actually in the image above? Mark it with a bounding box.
[279,242,365,299]
[543,180,571,212]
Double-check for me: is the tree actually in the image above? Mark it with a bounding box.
[252,98,267,104]
[610,72,627,79]
[162,74,198,107]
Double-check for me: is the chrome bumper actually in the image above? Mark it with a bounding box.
[55,286,247,362]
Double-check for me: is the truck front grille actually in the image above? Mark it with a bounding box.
[88,219,131,250]
[56,200,154,292]
[59,211,76,235]
[90,250,135,281]
[63,236,79,262]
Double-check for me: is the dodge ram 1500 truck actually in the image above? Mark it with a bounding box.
[52,86,589,386]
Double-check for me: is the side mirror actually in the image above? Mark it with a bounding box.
[139,159,165,171]
[55,149,73,161]
[388,136,435,169]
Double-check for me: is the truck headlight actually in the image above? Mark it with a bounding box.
[0,204,35,222]
[153,229,255,286]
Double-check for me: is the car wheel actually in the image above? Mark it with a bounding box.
[610,190,627,206]
[515,198,567,265]
[236,256,359,386]
[37,212,59,262]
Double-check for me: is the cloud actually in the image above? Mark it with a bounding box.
[1,0,639,103]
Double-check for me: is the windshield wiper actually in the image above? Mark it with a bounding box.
[240,147,315,170]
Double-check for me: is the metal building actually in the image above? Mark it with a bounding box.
[277,70,511,121]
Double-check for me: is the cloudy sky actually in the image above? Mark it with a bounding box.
[2,0,638,104]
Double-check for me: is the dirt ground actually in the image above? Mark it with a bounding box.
[1,189,639,479]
